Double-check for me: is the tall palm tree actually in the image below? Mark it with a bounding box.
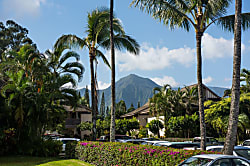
[55,8,140,140]
[131,0,250,150]
[109,0,116,142]
[223,0,242,155]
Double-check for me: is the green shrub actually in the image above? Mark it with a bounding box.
[65,141,78,159]
[33,139,62,157]
[76,141,219,166]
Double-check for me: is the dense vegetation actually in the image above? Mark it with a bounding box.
[0,20,83,156]
[75,141,218,166]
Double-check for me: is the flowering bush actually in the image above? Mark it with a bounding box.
[76,142,218,166]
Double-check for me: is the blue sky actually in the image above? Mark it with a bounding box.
[1,0,250,89]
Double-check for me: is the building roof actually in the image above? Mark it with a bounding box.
[120,84,220,119]
[181,83,220,99]
[120,102,150,118]
[64,105,92,113]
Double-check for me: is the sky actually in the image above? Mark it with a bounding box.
[0,0,250,90]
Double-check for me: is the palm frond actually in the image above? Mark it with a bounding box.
[55,34,86,50]
[95,49,111,68]
[216,13,250,32]
[58,51,81,67]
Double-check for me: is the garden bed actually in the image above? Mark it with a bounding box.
[75,141,218,166]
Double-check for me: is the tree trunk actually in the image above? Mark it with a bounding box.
[196,32,206,150]
[223,0,242,155]
[110,0,116,142]
[90,52,96,141]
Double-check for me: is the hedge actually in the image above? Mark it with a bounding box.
[75,142,218,166]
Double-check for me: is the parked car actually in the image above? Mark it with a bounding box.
[241,139,250,148]
[178,154,250,166]
[56,138,80,152]
[141,140,169,146]
[193,137,223,146]
[156,142,200,149]
[119,139,145,144]
[141,138,160,141]
[98,135,132,142]
[206,145,250,160]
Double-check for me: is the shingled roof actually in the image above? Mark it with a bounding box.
[120,102,150,118]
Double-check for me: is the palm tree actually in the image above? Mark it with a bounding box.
[149,84,173,137]
[183,86,198,115]
[240,68,250,93]
[131,0,250,150]
[55,8,140,140]
[223,0,242,155]
[45,42,84,83]
[110,0,116,142]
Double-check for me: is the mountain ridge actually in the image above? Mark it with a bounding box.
[78,74,228,108]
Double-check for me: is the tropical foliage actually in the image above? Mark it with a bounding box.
[75,141,218,166]
[149,85,199,138]
[205,93,250,142]
[131,0,250,150]
[55,8,140,140]
[0,20,83,155]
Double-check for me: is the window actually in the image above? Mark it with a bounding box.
[232,159,250,166]
[211,159,232,166]
[243,141,250,146]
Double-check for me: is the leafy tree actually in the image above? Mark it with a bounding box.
[115,117,139,135]
[146,119,164,138]
[99,92,105,119]
[205,93,250,143]
[168,113,199,138]
[56,8,139,141]
[0,20,36,61]
[84,85,90,107]
[105,106,110,118]
[116,100,127,118]
[223,89,232,98]
[78,121,92,131]
[137,101,141,108]
[127,103,135,113]
[131,0,250,150]
[78,95,89,107]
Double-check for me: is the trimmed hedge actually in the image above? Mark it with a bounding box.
[76,142,218,166]
[65,141,78,159]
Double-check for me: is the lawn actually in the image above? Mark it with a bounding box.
[0,156,92,166]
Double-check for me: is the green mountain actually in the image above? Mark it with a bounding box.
[78,74,228,108]
[101,74,160,108]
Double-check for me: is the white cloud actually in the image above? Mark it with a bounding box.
[1,0,46,18]
[203,76,213,84]
[151,76,179,87]
[116,33,246,72]
[117,43,196,71]
[202,33,245,59]
[97,81,110,90]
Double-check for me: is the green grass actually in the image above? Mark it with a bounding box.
[38,159,93,166]
[0,156,92,166]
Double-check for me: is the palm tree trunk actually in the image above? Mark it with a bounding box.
[196,32,206,150]
[223,0,242,155]
[90,52,97,141]
[110,0,116,142]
